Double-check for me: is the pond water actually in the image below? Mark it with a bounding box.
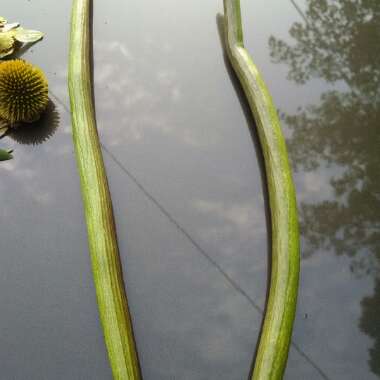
[0,0,378,379]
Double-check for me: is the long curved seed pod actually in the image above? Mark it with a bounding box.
[68,0,141,378]
[222,1,300,379]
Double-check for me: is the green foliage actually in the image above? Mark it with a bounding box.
[0,16,43,58]
[0,148,12,161]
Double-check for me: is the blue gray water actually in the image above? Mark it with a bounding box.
[0,0,378,379]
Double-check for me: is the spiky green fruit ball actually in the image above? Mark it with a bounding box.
[0,59,48,124]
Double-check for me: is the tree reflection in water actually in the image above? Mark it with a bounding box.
[269,0,379,376]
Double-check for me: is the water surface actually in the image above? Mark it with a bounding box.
[0,0,378,379]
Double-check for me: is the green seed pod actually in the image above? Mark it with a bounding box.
[0,59,48,124]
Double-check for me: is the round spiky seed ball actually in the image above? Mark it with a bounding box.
[0,59,48,124]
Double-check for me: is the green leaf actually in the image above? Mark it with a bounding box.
[13,27,44,43]
[0,148,13,161]
[0,32,15,58]
[0,17,44,58]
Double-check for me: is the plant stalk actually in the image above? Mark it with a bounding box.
[68,0,141,378]
[222,1,300,379]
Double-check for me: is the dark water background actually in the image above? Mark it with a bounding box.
[0,0,378,379]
